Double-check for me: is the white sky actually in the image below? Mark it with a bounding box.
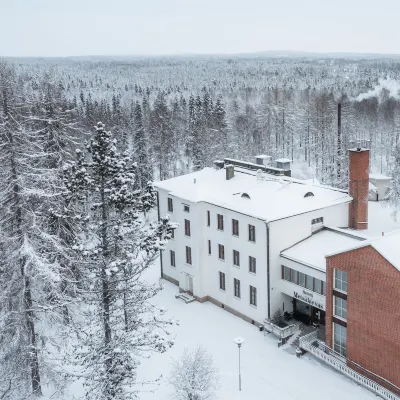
[1,0,400,57]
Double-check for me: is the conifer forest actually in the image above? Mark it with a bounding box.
[1,55,400,399]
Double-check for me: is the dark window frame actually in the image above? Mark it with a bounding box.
[217,214,224,231]
[168,197,173,212]
[170,250,176,267]
[232,219,239,236]
[248,224,256,242]
[249,256,256,273]
[234,278,241,298]
[218,244,225,260]
[219,271,226,291]
[184,219,191,236]
[233,250,240,267]
[185,246,192,265]
[250,285,257,306]
[208,239,211,255]
[207,210,210,227]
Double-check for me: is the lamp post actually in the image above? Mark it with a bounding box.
[233,337,245,391]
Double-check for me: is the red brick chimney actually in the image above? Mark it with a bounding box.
[348,148,370,230]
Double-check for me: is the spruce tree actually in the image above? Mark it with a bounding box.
[64,122,175,400]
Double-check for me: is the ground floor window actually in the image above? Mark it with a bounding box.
[333,323,347,357]
[250,285,257,306]
[219,271,225,290]
[234,278,241,298]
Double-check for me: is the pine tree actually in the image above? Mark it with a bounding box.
[64,122,175,400]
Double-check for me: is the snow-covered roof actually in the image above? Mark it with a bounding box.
[154,167,352,222]
[326,229,400,272]
[275,158,292,163]
[280,229,364,272]
[369,173,392,180]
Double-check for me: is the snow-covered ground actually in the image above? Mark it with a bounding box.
[137,262,376,400]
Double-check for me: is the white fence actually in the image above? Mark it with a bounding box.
[264,319,300,339]
[299,332,400,400]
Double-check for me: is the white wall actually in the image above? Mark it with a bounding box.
[268,202,349,316]
[198,202,268,324]
[158,186,349,325]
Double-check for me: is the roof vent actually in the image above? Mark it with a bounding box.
[304,192,314,198]
[241,193,251,199]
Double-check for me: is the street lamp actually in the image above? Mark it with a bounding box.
[233,337,245,391]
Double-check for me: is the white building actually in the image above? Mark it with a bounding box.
[154,152,373,327]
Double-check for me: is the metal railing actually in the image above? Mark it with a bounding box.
[299,332,400,400]
[264,319,300,339]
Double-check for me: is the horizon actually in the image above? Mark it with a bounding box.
[2,0,400,57]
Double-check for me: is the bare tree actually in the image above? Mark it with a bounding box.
[169,347,220,400]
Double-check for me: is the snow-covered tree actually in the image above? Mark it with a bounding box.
[386,139,400,219]
[0,62,76,399]
[169,347,220,400]
[64,122,176,400]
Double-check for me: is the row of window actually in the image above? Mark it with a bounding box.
[213,213,256,242]
[168,198,256,243]
[171,245,257,273]
[282,265,326,295]
[168,198,190,213]
[219,272,257,306]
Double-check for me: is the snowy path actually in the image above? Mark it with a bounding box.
[137,264,375,400]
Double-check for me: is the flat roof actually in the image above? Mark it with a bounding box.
[281,229,365,272]
[326,229,400,272]
[154,167,352,222]
[275,158,292,163]
[369,173,392,180]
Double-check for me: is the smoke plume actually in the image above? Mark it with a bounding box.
[354,78,400,102]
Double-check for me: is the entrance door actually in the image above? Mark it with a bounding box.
[188,276,193,295]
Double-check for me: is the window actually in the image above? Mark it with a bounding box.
[183,204,190,213]
[168,198,173,212]
[333,323,347,357]
[249,256,256,273]
[250,285,257,306]
[218,244,225,260]
[233,250,240,267]
[314,278,322,294]
[322,281,326,296]
[217,214,224,230]
[171,228,175,239]
[185,246,192,265]
[208,240,211,255]
[312,217,323,225]
[219,272,226,290]
[207,210,210,227]
[299,272,306,287]
[334,296,347,320]
[306,275,314,291]
[334,269,348,293]
[184,219,191,236]
[248,224,256,242]
[234,278,241,298]
[283,265,291,280]
[291,270,298,284]
[232,219,239,236]
[170,250,176,267]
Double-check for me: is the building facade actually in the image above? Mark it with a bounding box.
[325,234,400,395]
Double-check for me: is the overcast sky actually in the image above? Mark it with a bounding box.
[1,0,400,57]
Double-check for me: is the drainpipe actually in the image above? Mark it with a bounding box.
[157,191,163,278]
[266,222,271,319]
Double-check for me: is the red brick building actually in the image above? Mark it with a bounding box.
[326,231,400,394]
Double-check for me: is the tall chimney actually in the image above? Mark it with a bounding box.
[348,148,369,230]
